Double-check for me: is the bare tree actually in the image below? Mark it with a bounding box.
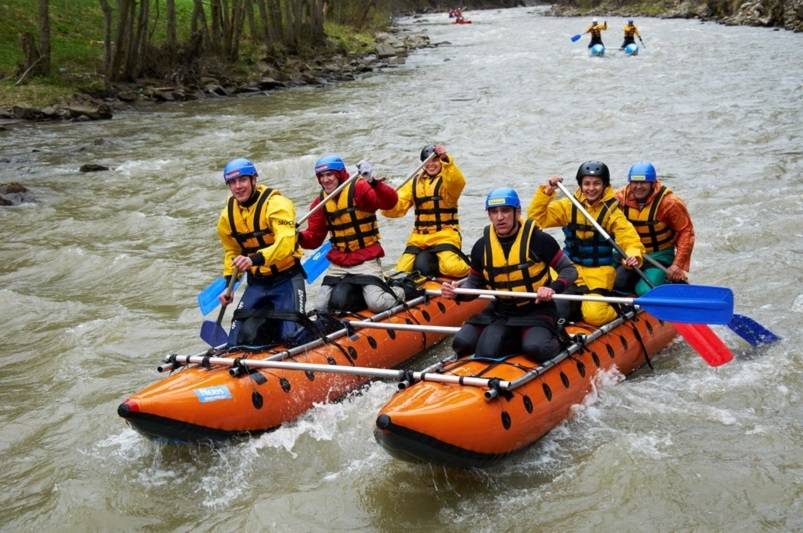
[167,0,177,61]
[99,0,113,82]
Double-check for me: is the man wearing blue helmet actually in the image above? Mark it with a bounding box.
[217,157,306,346]
[298,154,406,313]
[621,19,643,49]
[441,187,577,362]
[615,161,695,295]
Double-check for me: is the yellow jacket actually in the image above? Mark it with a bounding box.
[381,155,465,249]
[217,184,301,278]
[623,23,641,38]
[585,22,608,36]
[527,184,644,266]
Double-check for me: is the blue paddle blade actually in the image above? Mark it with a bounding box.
[634,284,734,324]
[200,319,229,347]
[198,277,241,315]
[570,34,581,42]
[303,241,333,283]
[727,314,781,347]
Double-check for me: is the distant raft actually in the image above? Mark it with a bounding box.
[374,310,677,467]
[118,278,487,442]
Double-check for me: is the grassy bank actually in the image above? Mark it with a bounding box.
[0,0,379,109]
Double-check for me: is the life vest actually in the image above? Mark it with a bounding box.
[624,24,638,37]
[227,185,301,278]
[412,174,459,233]
[561,198,617,266]
[482,219,551,308]
[622,185,675,254]
[322,179,380,252]
[590,24,605,38]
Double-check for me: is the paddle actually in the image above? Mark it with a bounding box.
[642,255,780,347]
[198,276,242,316]
[301,153,438,283]
[639,36,646,48]
[570,34,582,42]
[554,180,733,365]
[200,272,238,347]
[430,285,733,324]
[196,170,363,312]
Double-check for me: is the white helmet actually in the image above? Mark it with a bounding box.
[592,17,598,23]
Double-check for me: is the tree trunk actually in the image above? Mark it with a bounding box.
[245,0,257,39]
[99,0,113,83]
[191,0,208,40]
[38,0,51,75]
[123,0,149,79]
[255,0,271,43]
[266,0,282,47]
[166,0,177,61]
[110,0,132,81]
[308,0,325,45]
[210,0,223,53]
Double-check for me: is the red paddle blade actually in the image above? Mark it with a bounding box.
[673,323,733,367]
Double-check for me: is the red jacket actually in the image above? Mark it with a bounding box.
[298,178,399,267]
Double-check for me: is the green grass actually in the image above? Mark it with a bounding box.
[324,22,377,56]
[0,0,384,108]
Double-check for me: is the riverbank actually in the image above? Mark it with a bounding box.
[0,27,432,125]
[545,0,803,32]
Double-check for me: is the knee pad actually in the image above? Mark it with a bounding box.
[413,251,440,277]
[329,282,366,313]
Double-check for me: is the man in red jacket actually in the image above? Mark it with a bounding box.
[298,155,407,312]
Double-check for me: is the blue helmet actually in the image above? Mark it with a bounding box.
[628,161,657,182]
[485,187,521,210]
[314,154,346,175]
[628,18,634,24]
[223,158,258,183]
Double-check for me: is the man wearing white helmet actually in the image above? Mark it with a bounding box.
[584,17,608,48]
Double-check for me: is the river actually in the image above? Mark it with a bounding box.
[1,6,801,531]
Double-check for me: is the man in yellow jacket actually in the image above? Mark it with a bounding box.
[217,158,306,346]
[528,161,644,326]
[621,19,643,49]
[381,144,470,278]
[585,18,608,49]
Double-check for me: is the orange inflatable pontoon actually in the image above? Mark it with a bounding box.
[118,279,487,442]
[374,310,677,467]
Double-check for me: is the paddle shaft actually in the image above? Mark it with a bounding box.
[554,181,655,286]
[427,287,639,306]
[297,171,360,226]
[214,273,239,325]
[394,152,436,191]
[302,152,435,227]
[348,320,458,335]
[300,153,439,282]
[554,182,733,363]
